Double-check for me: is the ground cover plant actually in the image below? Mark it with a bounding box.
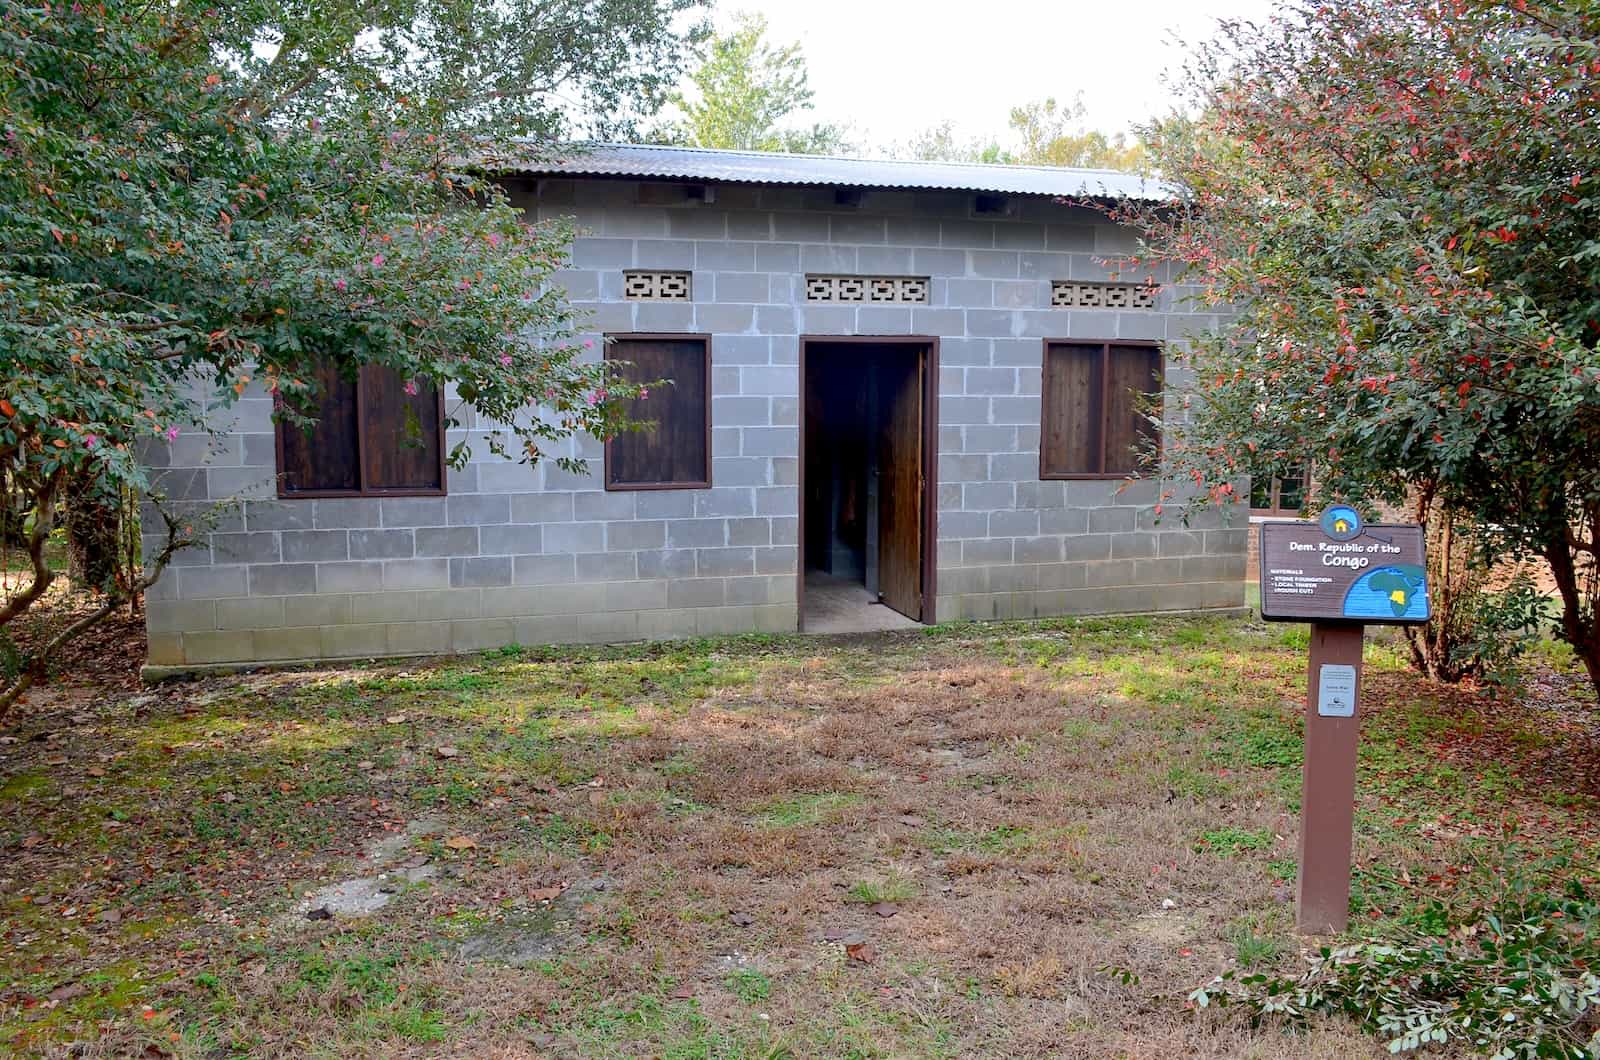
[1,614,1596,1057]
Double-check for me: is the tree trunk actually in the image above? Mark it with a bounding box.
[63,472,122,593]
[1544,534,1600,703]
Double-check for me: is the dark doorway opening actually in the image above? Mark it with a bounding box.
[798,338,937,632]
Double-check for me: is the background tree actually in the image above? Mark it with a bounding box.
[0,0,705,719]
[1120,0,1600,697]
[894,95,1144,171]
[1007,96,1145,171]
[659,12,848,154]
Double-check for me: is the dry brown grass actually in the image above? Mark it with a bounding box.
[1,616,1595,1057]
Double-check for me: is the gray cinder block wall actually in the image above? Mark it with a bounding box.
[141,176,1245,670]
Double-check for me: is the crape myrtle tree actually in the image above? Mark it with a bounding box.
[0,0,706,719]
[1118,0,1600,698]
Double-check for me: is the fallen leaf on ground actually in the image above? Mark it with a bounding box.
[897,814,924,827]
[869,902,899,918]
[385,715,407,725]
[86,767,106,778]
[304,907,332,921]
[671,985,695,999]
[846,942,876,964]
[98,908,122,924]
[529,885,563,902]
[356,761,375,770]
[47,983,85,1003]
[435,746,460,759]
[444,835,477,850]
[729,911,754,927]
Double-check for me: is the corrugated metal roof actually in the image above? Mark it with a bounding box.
[508,142,1174,201]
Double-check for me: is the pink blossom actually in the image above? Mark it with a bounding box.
[403,379,419,396]
[165,425,180,442]
[485,232,501,248]
[544,387,556,400]
[639,388,649,400]
[586,391,599,406]
[458,278,471,290]
[371,253,386,267]
[334,278,347,292]
[84,433,98,448]
[499,354,512,366]
[582,339,593,349]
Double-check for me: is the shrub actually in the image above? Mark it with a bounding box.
[1191,870,1600,1057]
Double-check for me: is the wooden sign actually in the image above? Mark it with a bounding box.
[1259,518,1430,625]
[1260,506,1431,935]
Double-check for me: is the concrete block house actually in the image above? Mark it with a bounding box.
[142,145,1247,671]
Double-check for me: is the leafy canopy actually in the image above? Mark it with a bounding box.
[1124,0,1600,695]
[660,12,848,155]
[0,0,704,714]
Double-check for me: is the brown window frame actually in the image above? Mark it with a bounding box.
[274,364,448,499]
[1039,338,1163,481]
[602,332,713,492]
[1249,465,1312,516]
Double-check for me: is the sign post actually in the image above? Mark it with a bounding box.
[1259,506,1430,934]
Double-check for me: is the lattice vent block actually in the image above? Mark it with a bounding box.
[805,275,930,304]
[1050,281,1159,310]
[623,270,692,301]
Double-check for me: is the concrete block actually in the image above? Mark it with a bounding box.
[284,594,353,627]
[147,600,216,634]
[514,554,577,585]
[574,491,637,521]
[1089,508,1137,534]
[314,498,382,529]
[322,623,389,659]
[212,532,280,564]
[245,500,312,532]
[387,621,452,657]
[635,238,697,268]
[1063,534,1112,562]
[215,596,286,630]
[450,556,513,587]
[542,521,607,553]
[447,494,510,525]
[417,526,479,556]
[1111,532,1158,559]
[668,578,725,608]
[637,549,697,579]
[512,492,575,523]
[606,520,666,551]
[475,524,539,555]
[603,580,668,611]
[281,530,348,562]
[697,547,755,577]
[378,498,448,528]
[350,529,415,560]
[383,558,450,590]
[317,561,385,594]
[183,630,256,665]
[248,563,316,596]
[695,241,757,271]
[636,490,696,518]
[178,565,248,599]
[667,518,726,549]
[253,626,324,661]
[413,589,483,621]
[576,552,638,581]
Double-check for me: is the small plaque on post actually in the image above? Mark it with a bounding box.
[1316,663,1357,717]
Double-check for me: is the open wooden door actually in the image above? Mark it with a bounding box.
[876,349,924,621]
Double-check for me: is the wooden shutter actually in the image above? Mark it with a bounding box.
[361,365,443,492]
[1041,343,1102,477]
[1041,341,1161,477]
[605,336,710,489]
[279,359,360,494]
[276,359,443,497]
[1102,345,1160,474]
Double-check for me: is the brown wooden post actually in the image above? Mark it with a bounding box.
[1296,621,1365,934]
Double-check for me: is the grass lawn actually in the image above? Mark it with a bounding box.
[1,614,1596,1057]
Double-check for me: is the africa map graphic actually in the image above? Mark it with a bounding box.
[1341,564,1430,621]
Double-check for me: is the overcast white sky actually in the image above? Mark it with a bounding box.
[727,0,1280,152]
